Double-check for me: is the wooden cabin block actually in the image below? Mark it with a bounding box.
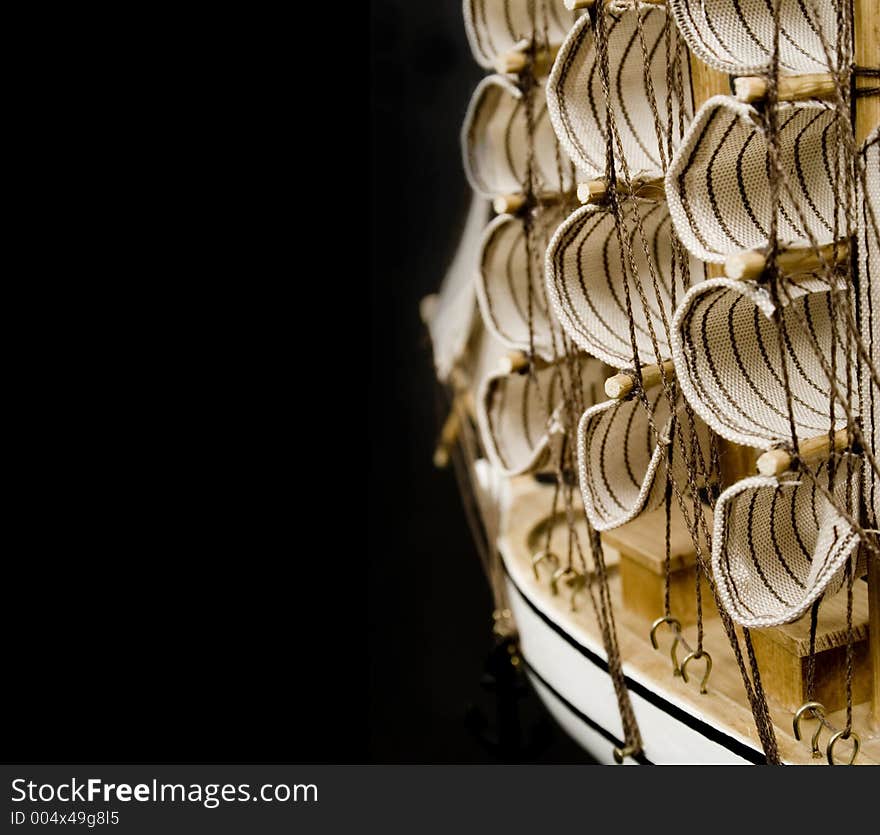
[601,503,717,628]
[750,582,871,714]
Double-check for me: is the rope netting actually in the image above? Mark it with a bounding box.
[425,0,878,764]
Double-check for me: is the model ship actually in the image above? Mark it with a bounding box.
[423,0,879,764]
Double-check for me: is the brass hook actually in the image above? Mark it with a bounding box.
[551,565,582,596]
[549,565,566,596]
[649,616,682,676]
[548,566,587,610]
[680,650,713,694]
[531,550,559,581]
[826,730,860,766]
[793,701,826,759]
[612,745,636,764]
[564,571,588,612]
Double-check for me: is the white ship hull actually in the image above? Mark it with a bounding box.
[505,572,761,764]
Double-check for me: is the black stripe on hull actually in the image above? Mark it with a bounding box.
[522,658,654,764]
[504,568,767,765]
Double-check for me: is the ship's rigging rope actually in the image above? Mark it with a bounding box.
[440,0,878,764]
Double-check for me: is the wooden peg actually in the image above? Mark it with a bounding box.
[498,351,530,375]
[493,190,571,215]
[734,73,837,104]
[756,428,853,476]
[577,181,608,204]
[855,0,879,143]
[494,50,529,75]
[497,351,557,375]
[493,41,560,76]
[724,240,850,281]
[577,175,665,205]
[433,407,462,469]
[493,193,527,215]
[604,359,675,400]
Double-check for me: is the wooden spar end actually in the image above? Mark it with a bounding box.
[725,241,850,281]
[577,180,607,204]
[494,50,528,75]
[497,351,556,375]
[493,193,526,215]
[492,40,560,76]
[433,404,463,470]
[495,190,573,214]
[577,175,665,205]
[724,250,767,281]
[498,350,530,375]
[604,373,632,400]
[604,359,675,400]
[756,448,793,477]
[734,73,836,104]
[733,76,767,103]
[756,428,853,476]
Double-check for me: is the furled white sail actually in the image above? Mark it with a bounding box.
[670,277,854,450]
[668,0,845,76]
[711,457,862,627]
[477,207,565,360]
[463,0,571,71]
[463,74,575,198]
[546,6,692,179]
[424,195,491,383]
[577,390,710,531]
[545,198,704,368]
[666,97,851,264]
[477,357,606,477]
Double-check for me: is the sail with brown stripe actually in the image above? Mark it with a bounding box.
[423,0,879,765]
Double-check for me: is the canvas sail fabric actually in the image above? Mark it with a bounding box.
[546,5,692,179]
[858,127,879,527]
[668,0,843,77]
[711,457,862,628]
[461,320,510,403]
[426,195,492,383]
[577,388,710,530]
[477,358,606,476]
[666,97,850,264]
[545,198,704,368]
[670,276,854,450]
[462,74,575,198]
[477,207,565,360]
[463,0,572,71]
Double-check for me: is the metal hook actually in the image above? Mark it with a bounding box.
[549,565,565,596]
[649,616,682,676]
[680,650,713,694]
[531,550,559,581]
[546,566,589,611]
[826,730,860,766]
[793,701,826,759]
[612,745,636,764]
[565,571,588,612]
[550,565,579,597]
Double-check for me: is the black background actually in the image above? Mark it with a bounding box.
[368,1,586,762]
[2,2,586,767]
